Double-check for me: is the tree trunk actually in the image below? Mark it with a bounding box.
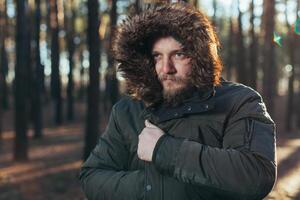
[66,0,75,121]
[50,0,63,125]
[0,75,2,140]
[84,0,101,160]
[285,0,298,131]
[1,45,8,110]
[193,0,198,7]
[105,0,119,112]
[32,0,43,138]
[262,0,276,116]
[78,51,85,101]
[248,0,258,90]
[14,0,29,161]
[236,1,248,85]
[212,0,217,26]
[0,0,5,139]
[26,2,34,125]
[43,0,52,96]
[296,0,300,128]
[138,0,170,13]
[225,16,234,81]
[134,0,141,14]
[0,81,2,140]
[0,0,9,111]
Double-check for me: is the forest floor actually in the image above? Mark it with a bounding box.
[0,97,300,200]
[266,133,300,200]
[0,124,86,200]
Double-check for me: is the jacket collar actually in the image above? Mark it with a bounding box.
[140,86,216,123]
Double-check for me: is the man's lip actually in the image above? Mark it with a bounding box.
[163,79,175,81]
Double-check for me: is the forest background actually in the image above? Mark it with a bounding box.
[0,0,300,199]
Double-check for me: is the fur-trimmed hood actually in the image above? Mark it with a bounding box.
[112,3,223,106]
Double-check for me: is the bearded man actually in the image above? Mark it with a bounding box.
[80,3,276,200]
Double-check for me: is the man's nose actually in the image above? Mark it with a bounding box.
[162,57,176,74]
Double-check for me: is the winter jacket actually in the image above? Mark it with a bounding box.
[79,81,276,200]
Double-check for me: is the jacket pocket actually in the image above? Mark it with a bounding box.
[247,119,276,162]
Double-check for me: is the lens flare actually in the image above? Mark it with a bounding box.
[273,32,282,47]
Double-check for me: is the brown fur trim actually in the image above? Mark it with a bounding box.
[112,3,223,105]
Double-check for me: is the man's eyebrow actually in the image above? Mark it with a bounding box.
[170,49,186,54]
[172,49,184,52]
[151,48,184,54]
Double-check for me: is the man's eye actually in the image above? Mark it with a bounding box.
[152,54,161,60]
[174,52,186,59]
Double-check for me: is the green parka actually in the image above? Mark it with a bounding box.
[79,81,276,200]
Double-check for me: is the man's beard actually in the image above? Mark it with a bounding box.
[158,74,195,107]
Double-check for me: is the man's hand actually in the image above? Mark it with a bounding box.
[137,120,164,162]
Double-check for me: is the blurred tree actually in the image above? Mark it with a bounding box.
[50,0,63,124]
[285,0,298,131]
[262,0,276,116]
[225,15,235,81]
[0,46,8,110]
[212,0,217,26]
[248,0,258,90]
[0,92,1,140]
[84,0,101,160]
[190,0,198,7]
[78,50,85,101]
[27,0,34,128]
[0,0,5,138]
[14,0,30,161]
[65,0,75,121]
[137,0,170,14]
[296,0,300,129]
[44,0,52,97]
[236,0,247,85]
[134,0,141,14]
[32,0,43,138]
[105,0,119,111]
[0,0,9,111]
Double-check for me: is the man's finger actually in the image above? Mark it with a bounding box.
[145,120,157,128]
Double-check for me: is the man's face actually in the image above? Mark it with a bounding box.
[152,36,192,98]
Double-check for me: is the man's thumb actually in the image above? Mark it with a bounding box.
[145,120,156,128]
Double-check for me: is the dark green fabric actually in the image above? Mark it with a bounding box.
[79,81,276,200]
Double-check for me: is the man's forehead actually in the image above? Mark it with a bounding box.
[151,36,184,51]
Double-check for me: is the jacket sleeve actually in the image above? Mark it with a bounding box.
[79,105,144,200]
[152,90,276,200]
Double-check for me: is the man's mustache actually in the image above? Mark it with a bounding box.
[158,74,186,82]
